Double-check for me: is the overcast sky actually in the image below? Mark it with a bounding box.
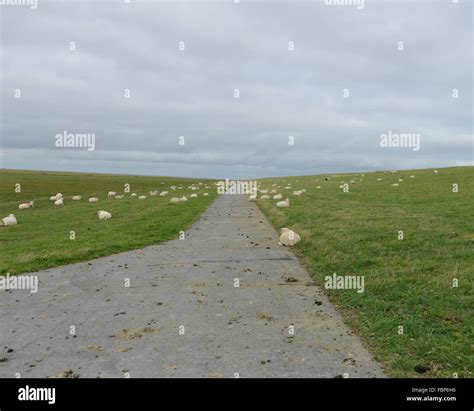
[1,0,472,179]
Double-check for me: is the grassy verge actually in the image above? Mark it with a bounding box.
[256,166,473,377]
[0,169,217,275]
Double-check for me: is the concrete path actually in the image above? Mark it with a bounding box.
[0,195,385,378]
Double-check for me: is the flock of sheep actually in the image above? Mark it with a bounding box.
[249,169,438,247]
[1,182,212,227]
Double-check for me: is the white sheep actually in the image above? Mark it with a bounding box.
[391,183,399,187]
[138,195,147,200]
[170,197,181,204]
[55,193,63,200]
[316,186,321,189]
[72,195,82,201]
[97,210,112,220]
[159,191,168,196]
[1,214,17,226]
[49,196,57,201]
[203,193,209,196]
[190,194,198,198]
[18,201,34,210]
[276,198,289,208]
[130,193,137,197]
[108,191,117,198]
[249,194,257,201]
[293,190,303,197]
[434,170,438,175]
[279,228,301,246]
[273,194,283,200]
[115,195,124,199]
[180,196,188,202]
[149,191,158,196]
[260,195,270,200]
[54,198,64,205]
[410,175,415,178]
[89,197,99,203]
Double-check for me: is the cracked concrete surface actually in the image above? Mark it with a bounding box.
[0,195,385,378]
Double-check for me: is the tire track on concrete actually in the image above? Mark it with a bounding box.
[0,194,385,378]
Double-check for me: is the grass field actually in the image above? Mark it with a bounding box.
[0,169,217,275]
[256,166,474,378]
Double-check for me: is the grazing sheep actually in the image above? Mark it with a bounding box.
[159,191,168,196]
[108,191,117,198]
[1,214,17,226]
[391,183,399,187]
[276,198,289,208]
[18,201,34,210]
[377,178,382,181]
[97,210,112,220]
[260,190,268,194]
[138,195,147,200]
[150,190,158,196]
[273,194,283,200]
[54,198,64,206]
[260,195,270,200]
[398,178,403,182]
[190,194,198,198]
[249,194,257,201]
[55,193,63,200]
[293,190,303,197]
[180,196,188,202]
[434,170,438,175]
[49,196,57,201]
[410,175,415,178]
[130,193,137,197]
[72,195,82,201]
[115,195,124,199]
[203,193,209,196]
[316,186,321,189]
[89,197,99,203]
[170,197,181,204]
[279,228,301,246]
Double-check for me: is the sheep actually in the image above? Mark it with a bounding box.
[398,178,403,182]
[115,195,124,199]
[434,170,438,175]
[170,197,181,204]
[249,194,257,201]
[279,228,301,246]
[138,195,147,200]
[203,193,209,196]
[190,194,198,198]
[49,196,57,201]
[54,198,64,205]
[180,196,188,202]
[377,178,382,181]
[149,191,158,196]
[273,194,283,200]
[260,195,270,200]
[391,183,399,187]
[108,191,117,198]
[316,186,321,189]
[293,190,303,197]
[410,175,415,178]
[159,191,168,196]
[276,198,289,208]
[89,197,99,203]
[18,201,34,210]
[55,193,63,200]
[130,193,137,197]
[97,210,112,220]
[1,214,17,226]
[72,195,82,201]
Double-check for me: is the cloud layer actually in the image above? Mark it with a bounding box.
[1,0,472,178]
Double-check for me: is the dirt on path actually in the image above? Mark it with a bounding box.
[0,194,385,378]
